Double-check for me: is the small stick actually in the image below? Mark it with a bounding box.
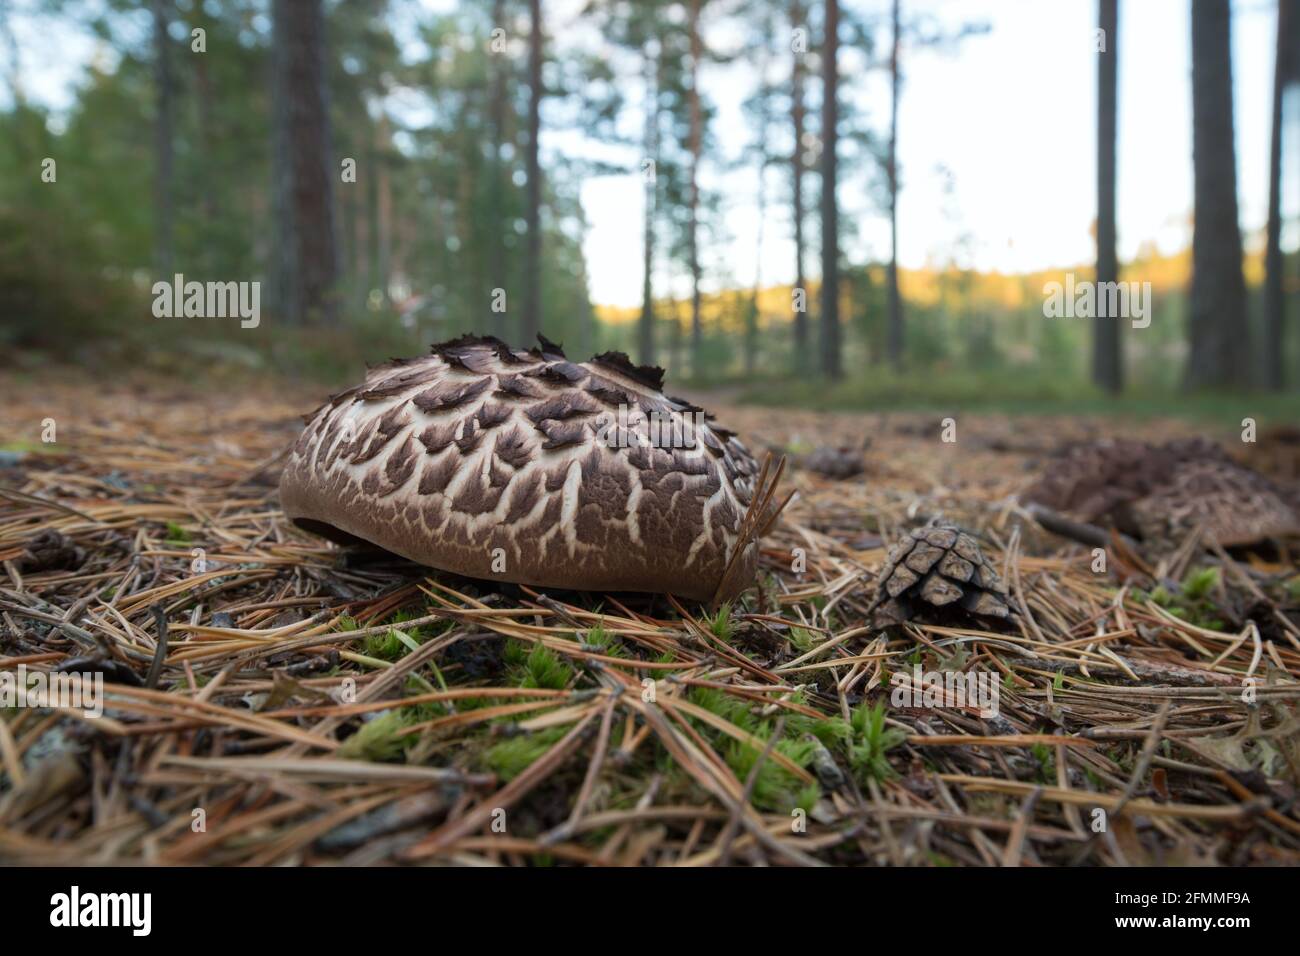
[1026,503,1137,553]
[146,604,169,689]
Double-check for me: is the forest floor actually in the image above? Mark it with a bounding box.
[1,372,1298,866]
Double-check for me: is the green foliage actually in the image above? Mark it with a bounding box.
[684,688,821,812]
[358,610,451,662]
[163,521,191,545]
[582,624,626,658]
[787,627,819,653]
[1,2,594,372]
[5,0,1300,399]
[707,603,733,641]
[337,710,416,762]
[1285,577,1300,604]
[1031,742,1055,782]
[728,736,820,813]
[363,629,409,662]
[482,726,570,781]
[687,687,752,727]
[1181,567,1220,602]
[846,702,908,786]
[1139,567,1226,630]
[503,638,531,670]
[509,643,575,690]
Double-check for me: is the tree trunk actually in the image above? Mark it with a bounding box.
[1093,0,1122,393]
[670,304,684,372]
[376,114,393,307]
[885,0,903,370]
[152,0,174,279]
[688,0,703,376]
[523,0,543,343]
[790,0,808,373]
[191,5,220,274]
[1263,0,1297,390]
[819,0,842,379]
[271,0,339,325]
[0,0,24,110]
[489,0,509,338]
[749,141,767,377]
[364,133,379,309]
[749,18,774,379]
[1186,0,1249,389]
[639,44,659,368]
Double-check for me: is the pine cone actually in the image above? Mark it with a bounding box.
[870,525,1013,627]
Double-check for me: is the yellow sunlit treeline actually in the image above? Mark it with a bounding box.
[593,245,1282,335]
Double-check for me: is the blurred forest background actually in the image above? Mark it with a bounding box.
[1,0,1298,415]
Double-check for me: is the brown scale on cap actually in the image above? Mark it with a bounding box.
[279,335,775,602]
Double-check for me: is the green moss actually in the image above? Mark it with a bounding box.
[510,643,574,690]
[582,623,627,658]
[642,650,681,681]
[684,688,822,812]
[503,638,530,669]
[1141,569,1228,630]
[363,629,410,662]
[1142,585,1173,607]
[356,610,448,662]
[0,439,53,454]
[1031,742,1055,782]
[846,701,907,786]
[708,603,733,641]
[725,734,820,812]
[1286,576,1300,604]
[164,520,191,545]
[1181,567,1220,601]
[788,627,818,653]
[337,710,417,762]
[688,687,754,729]
[482,726,570,781]
[389,608,453,642]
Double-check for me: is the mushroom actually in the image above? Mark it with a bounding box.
[279,335,782,602]
[1023,437,1300,555]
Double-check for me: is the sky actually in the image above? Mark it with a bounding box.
[572,0,1295,307]
[5,0,1295,309]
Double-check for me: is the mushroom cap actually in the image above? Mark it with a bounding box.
[1131,458,1300,549]
[279,335,767,601]
[1023,438,1300,550]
